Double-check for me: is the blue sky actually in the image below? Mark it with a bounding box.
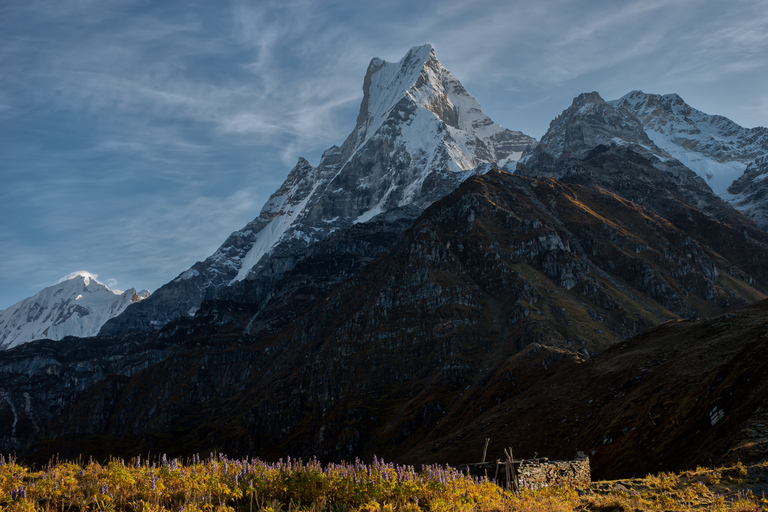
[2,0,767,309]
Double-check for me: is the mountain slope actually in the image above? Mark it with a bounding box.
[409,298,768,480]
[100,44,535,336]
[17,169,768,466]
[612,90,768,228]
[0,272,148,350]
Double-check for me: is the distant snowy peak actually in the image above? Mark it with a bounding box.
[0,273,149,350]
[523,91,665,164]
[612,90,768,197]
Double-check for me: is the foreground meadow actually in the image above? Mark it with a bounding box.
[0,454,766,511]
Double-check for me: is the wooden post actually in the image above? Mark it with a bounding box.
[504,447,520,493]
[482,438,490,463]
[494,459,500,483]
[510,447,520,492]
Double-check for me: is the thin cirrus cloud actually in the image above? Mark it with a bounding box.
[1,0,768,310]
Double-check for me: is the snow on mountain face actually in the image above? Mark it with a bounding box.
[342,44,530,170]
[0,272,149,350]
[612,91,768,217]
[100,44,536,335]
[230,44,535,282]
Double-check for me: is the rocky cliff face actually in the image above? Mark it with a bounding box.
[0,331,173,453]
[612,90,768,228]
[729,155,768,228]
[100,44,535,337]
[522,91,657,162]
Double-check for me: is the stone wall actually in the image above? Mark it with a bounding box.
[517,456,591,489]
[466,455,590,489]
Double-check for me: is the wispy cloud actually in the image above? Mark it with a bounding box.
[664,10,768,82]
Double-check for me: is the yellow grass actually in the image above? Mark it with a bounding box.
[0,454,765,511]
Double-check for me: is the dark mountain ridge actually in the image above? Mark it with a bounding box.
[8,170,768,479]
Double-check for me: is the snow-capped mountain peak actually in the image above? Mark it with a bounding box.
[59,270,99,286]
[230,44,536,282]
[352,44,438,147]
[0,272,149,350]
[325,44,532,172]
[611,90,768,197]
[99,44,537,335]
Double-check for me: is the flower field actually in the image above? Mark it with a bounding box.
[0,453,765,511]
